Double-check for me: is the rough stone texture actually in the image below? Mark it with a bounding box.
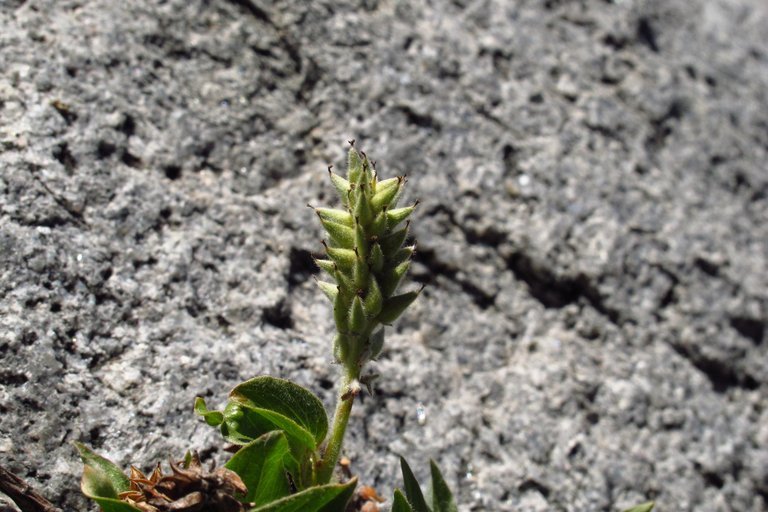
[1,0,767,510]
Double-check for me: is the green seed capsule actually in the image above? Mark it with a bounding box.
[364,276,383,317]
[380,259,410,298]
[349,295,366,333]
[378,290,420,324]
[334,267,356,294]
[325,244,357,270]
[316,207,353,226]
[314,258,337,276]
[334,290,350,332]
[315,280,338,303]
[355,195,373,229]
[386,205,415,228]
[353,253,369,289]
[333,333,350,363]
[321,218,356,248]
[371,177,402,211]
[390,244,415,266]
[354,220,369,258]
[380,222,409,257]
[369,243,384,274]
[375,177,400,198]
[348,148,363,183]
[370,210,388,237]
[329,172,351,206]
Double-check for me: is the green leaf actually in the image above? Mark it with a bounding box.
[220,402,278,445]
[75,443,131,498]
[400,457,430,512]
[225,431,292,505]
[622,503,654,512]
[379,291,420,324]
[251,477,357,512]
[194,397,224,427]
[230,377,329,449]
[392,489,414,512]
[430,460,457,512]
[85,496,142,512]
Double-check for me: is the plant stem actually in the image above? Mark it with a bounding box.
[317,364,359,484]
[0,464,60,512]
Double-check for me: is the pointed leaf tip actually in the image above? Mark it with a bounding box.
[76,443,131,499]
[430,460,458,512]
[400,457,430,512]
[392,489,414,512]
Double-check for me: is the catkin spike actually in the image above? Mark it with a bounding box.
[314,144,421,368]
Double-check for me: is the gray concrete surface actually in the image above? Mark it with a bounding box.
[1,0,766,510]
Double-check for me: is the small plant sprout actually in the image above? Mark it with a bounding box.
[68,142,653,512]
